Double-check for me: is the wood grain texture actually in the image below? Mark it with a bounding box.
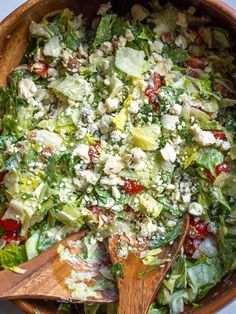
[109,216,189,314]
[0,229,117,303]
[0,0,235,313]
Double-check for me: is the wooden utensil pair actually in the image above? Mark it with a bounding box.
[0,215,189,314]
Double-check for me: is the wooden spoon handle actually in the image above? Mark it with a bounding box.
[117,276,158,314]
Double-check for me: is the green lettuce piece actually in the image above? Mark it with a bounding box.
[47,153,76,183]
[219,237,236,272]
[170,290,188,314]
[157,87,184,112]
[49,75,92,102]
[162,46,189,64]
[149,219,183,249]
[187,258,223,301]
[115,47,145,78]
[196,148,224,176]
[93,14,117,48]
[110,262,124,278]
[64,28,82,51]
[212,186,231,211]
[0,244,27,269]
[25,230,40,260]
[213,27,231,49]
[132,124,160,151]
[84,304,100,314]
[152,6,178,36]
[214,173,236,197]
[139,193,163,218]
[55,204,84,227]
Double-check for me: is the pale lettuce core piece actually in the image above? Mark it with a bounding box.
[49,75,92,101]
[115,47,146,78]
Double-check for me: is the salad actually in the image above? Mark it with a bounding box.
[0,1,235,313]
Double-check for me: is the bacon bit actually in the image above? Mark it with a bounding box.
[215,163,230,176]
[112,39,119,53]
[28,61,48,78]
[213,83,231,98]
[88,143,101,162]
[41,146,54,156]
[27,131,37,139]
[210,131,226,140]
[0,171,7,183]
[66,58,81,73]
[186,68,201,79]
[187,57,205,69]
[161,32,174,44]
[123,180,144,195]
[0,219,21,232]
[89,205,114,224]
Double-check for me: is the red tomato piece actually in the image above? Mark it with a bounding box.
[205,169,215,181]
[215,163,230,177]
[123,180,144,195]
[0,219,21,232]
[187,57,205,69]
[210,131,226,140]
[88,143,101,161]
[28,61,48,77]
[184,236,202,256]
[190,218,210,238]
[2,233,18,244]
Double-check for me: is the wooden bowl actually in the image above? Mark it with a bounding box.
[0,0,236,313]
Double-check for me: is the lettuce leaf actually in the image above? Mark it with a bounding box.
[214,173,236,197]
[162,46,189,64]
[196,148,224,176]
[0,244,27,269]
[187,257,223,301]
[115,47,145,78]
[93,14,117,48]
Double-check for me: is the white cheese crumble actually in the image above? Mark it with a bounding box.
[188,202,204,216]
[104,156,125,174]
[160,143,177,163]
[72,144,90,163]
[18,78,37,99]
[191,124,216,146]
[162,114,179,132]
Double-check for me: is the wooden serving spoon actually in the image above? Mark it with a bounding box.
[109,215,190,314]
[0,229,118,303]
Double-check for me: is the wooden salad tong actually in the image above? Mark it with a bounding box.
[0,215,189,314]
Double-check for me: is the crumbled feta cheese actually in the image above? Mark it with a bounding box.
[105,98,120,113]
[18,78,37,99]
[170,103,182,115]
[97,2,112,16]
[75,127,87,140]
[100,41,113,54]
[149,40,164,53]
[221,141,231,151]
[160,143,177,163]
[104,156,125,174]
[73,144,90,163]
[112,186,121,199]
[117,36,127,48]
[131,4,150,21]
[153,54,173,76]
[99,115,113,134]
[128,100,140,113]
[96,101,107,116]
[75,169,100,185]
[125,29,135,42]
[100,175,124,186]
[43,36,61,58]
[130,147,146,163]
[191,124,216,146]
[162,114,179,132]
[188,202,204,216]
[176,12,188,28]
[175,34,188,49]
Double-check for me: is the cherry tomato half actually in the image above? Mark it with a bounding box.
[215,163,230,177]
[28,61,48,77]
[88,143,101,161]
[0,219,21,232]
[187,57,205,69]
[123,180,144,195]
[211,131,226,140]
